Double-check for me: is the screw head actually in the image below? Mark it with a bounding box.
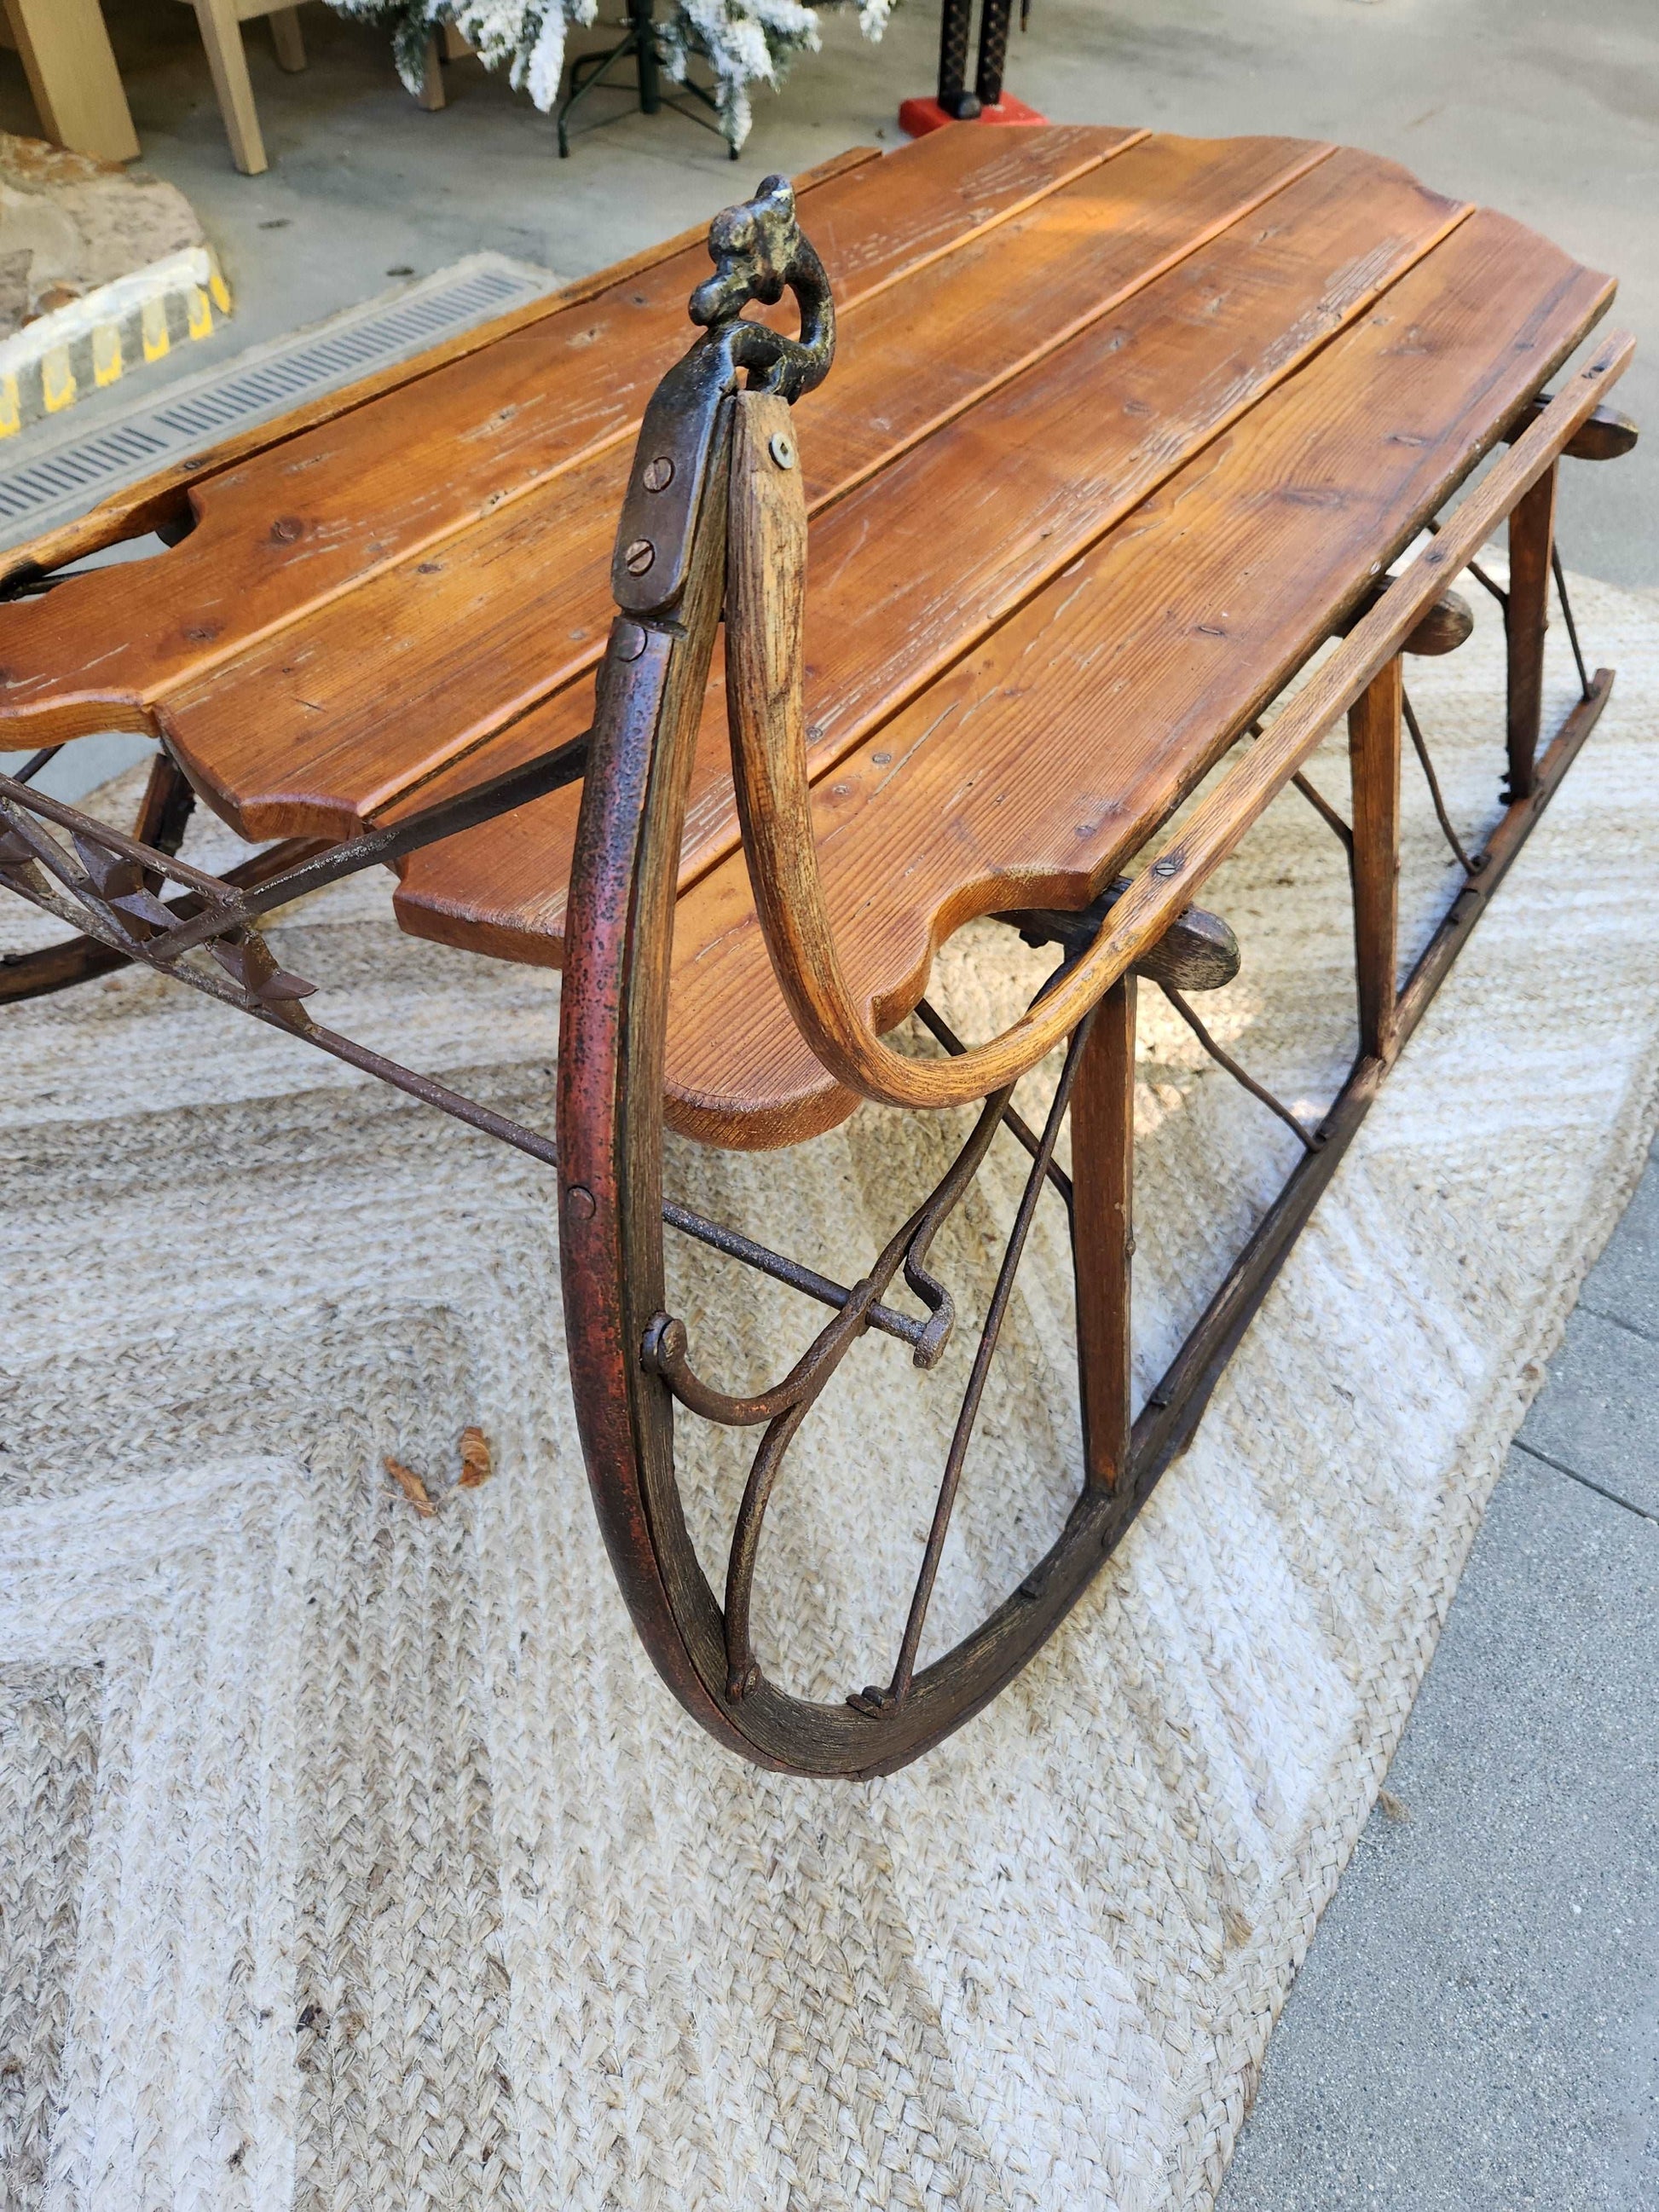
[642,456,674,493]
[624,538,655,575]
[564,1184,596,1222]
[612,621,646,662]
[1151,855,1182,879]
[768,430,796,471]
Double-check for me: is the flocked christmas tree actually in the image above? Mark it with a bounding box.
[328,0,897,150]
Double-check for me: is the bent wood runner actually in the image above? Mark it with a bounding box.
[0,125,1638,1778]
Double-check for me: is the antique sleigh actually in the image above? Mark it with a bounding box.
[0,128,1636,1776]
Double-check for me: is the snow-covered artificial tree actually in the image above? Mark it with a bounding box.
[327,0,898,150]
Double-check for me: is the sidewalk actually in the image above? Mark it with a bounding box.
[1219,1149,1659,2209]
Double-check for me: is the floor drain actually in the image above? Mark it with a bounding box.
[0,253,561,552]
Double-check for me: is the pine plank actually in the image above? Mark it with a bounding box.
[393,143,1467,956]
[150,130,1353,837]
[0,125,1130,750]
[0,147,885,591]
[645,210,1610,1145]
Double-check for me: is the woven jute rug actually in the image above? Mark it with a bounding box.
[3,571,1656,2210]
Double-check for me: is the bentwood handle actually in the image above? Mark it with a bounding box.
[725,338,1636,1113]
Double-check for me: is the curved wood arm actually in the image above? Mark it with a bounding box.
[726,388,1092,1111]
[726,334,1634,1112]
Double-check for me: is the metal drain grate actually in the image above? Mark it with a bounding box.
[0,253,561,552]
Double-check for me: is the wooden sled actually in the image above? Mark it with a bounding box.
[0,130,1636,1776]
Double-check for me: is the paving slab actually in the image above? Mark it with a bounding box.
[1579,1152,1659,1343]
[1517,1301,1659,1519]
[1218,1447,1659,2211]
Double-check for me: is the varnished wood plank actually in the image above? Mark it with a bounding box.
[0,125,1130,733]
[1505,459,1557,800]
[638,214,1612,1144]
[152,130,1353,837]
[1348,655,1403,1060]
[1072,979,1136,1491]
[393,145,1471,952]
[0,143,883,587]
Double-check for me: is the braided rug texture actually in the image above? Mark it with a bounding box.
[2,574,1656,2211]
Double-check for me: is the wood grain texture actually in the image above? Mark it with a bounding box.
[0,145,883,589]
[0,125,1130,750]
[650,219,1614,1142]
[1349,656,1403,1061]
[1505,459,1557,799]
[1072,978,1136,1491]
[157,129,1346,838]
[395,141,1466,952]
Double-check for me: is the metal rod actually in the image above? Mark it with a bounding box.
[1401,685,1478,874]
[913,996,1074,1212]
[1552,546,1593,701]
[0,773,234,897]
[1124,667,1616,1481]
[1466,559,1509,608]
[885,1017,1093,1705]
[1290,770,1355,853]
[147,731,592,961]
[11,744,62,787]
[661,1201,925,1349]
[1159,983,1320,1151]
[0,835,326,1006]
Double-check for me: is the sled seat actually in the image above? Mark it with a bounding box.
[388,139,1616,1146]
[0,124,1621,1149]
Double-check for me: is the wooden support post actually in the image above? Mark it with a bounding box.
[3,0,141,163]
[1506,459,1558,801]
[1072,977,1136,1490]
[1349,653,1403,1063]
[194,0,268,174]
[269,8,306,72]
[415,32,446,110]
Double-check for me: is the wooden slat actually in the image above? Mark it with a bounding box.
[0,125,1130,744]
[641,210,1610,1146]
[147,130,1353,839]
[393,142,1468,955]
[0,144,883,588]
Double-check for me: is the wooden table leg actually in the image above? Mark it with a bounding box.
[1072,977,1136,1490]
[194,0,268,175]
[1350,652,1402,1063]
[269,7,306,73]
[1506,459,1558,801]
[3,0,140,163]
[415,32,446,111]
